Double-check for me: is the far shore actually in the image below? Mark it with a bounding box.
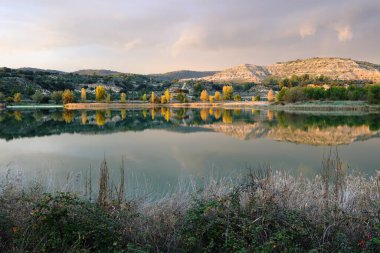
[63,100,380,113]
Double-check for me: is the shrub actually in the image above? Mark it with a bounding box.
[284,87,306,103]
[368,85,380,104]
[180,189,318,252]
[327,86,348,100]
[31,90,44,103]
[233,94,241,101]
[25,193,122,252]
[51,91,63,104]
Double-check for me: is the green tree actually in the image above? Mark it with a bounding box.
[95,86,106,102]
[106,94,111,103]
[62,89,74,104]
[234,94,242,101]
[31,90,44,103]
[176,93,185,103]
[284,87,306,103]
[51,91,63,104]
[368,85,380,104]
[14,93,22,103]
[276,88,287,102]
[141,93,147,102]
[0,92,4,102]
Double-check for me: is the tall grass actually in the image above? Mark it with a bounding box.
[0,151,379,252]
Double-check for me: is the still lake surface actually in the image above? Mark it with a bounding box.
[0,107,380,198]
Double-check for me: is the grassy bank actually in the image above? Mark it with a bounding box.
[1,153,380,252]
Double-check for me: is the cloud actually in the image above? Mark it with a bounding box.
[336,25,353,42]
[171,28,206,57]
[123,39,142,51]
[299,24,316,38]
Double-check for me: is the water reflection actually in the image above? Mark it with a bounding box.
[0,107,380,198]
[0,108,379,146]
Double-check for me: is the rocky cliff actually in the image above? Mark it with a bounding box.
[198,57,380,83]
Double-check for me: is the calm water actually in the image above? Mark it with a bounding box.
[0,108,380,198]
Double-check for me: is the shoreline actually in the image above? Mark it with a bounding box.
[63,101,380,113]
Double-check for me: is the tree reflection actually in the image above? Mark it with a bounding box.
[222,110,233,124]
[81,111,87,125]
[121,109,126,120]
[14,111,22,121]
[200,109,209,121]
[214,109,222,120]
[63,110,74,123]
[96,111,106,126]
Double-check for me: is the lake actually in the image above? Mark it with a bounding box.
[0,107,379,199]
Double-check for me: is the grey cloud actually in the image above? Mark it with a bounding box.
[0,0,379,73]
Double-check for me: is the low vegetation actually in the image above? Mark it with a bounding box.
[276,85,380,104]
[0,152,379,252]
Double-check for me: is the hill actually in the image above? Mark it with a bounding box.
[202,64,269,83]
[150,70,219,81]
[73,69,124,76]
[199,57,380,83]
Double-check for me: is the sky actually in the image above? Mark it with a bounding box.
[0,0,379,74]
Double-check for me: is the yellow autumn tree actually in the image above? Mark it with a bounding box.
[209,96,214,103]
[120,93,127,103]
[95,86,106,101]
[200,90,209,102]
[164,89,170,103]
[222,86,233,100]
[151,92,157,103]
[141,93,147,102]
[161,95,166,104]
[81,88,86,102]
[14,93,22,103]
[214,91,222,101]
[267,89,275,102]
[62,89,74,104]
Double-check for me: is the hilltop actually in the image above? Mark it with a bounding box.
[200,57,380,83]
[149,70,219,81]
[73,69,124,76]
